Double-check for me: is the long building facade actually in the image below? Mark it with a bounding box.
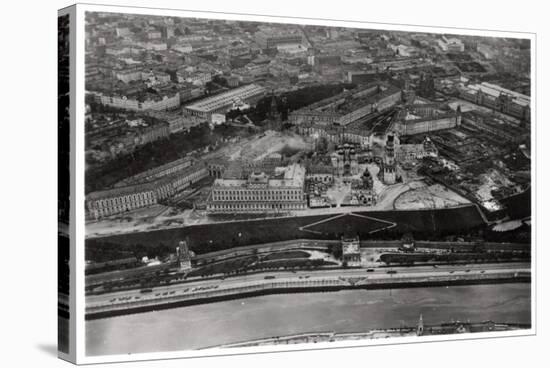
[115,156,195,187]
[207,164,307,213]
[458,82,530,121]
[297,123,370,149]
[86,160,209,219]
[394,104,462,136]
[297,108,401,150]
[289,83,402,127]
[184,84,266,120]
[254,31,304,49]
[93,91,181,111]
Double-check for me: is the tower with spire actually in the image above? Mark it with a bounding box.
[267,90,282,130]
[383,133,397,184]
[176,240,192,271]
[417,314,424,336]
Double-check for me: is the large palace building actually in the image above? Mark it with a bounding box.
[207,164,307,213]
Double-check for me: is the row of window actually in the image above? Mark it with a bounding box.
[214,188,301,196]
[103,96,179,111]
[137,162,199,182]
[91,191,156,209]
[89,168,208,216]
[212,189,302,202]
[461,92,528,119]
[91,199,154,217]
[155,169,208,199]
[405,119,456,135]
[308,175,333,183]
[213,196,302,202]
[171,170,207,189]
[208,202,306,211]
[188,90,264,113]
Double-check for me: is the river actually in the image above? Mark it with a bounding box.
[86,283,531,356]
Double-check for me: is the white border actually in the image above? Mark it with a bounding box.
[72,3,536,364]
[75,4,87,364]
[57,5,77,364]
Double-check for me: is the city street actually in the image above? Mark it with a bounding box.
[87,262,530,310]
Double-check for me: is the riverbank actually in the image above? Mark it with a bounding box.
[216,321,530,348]
[86,283,531,356]
[86,265,530,320]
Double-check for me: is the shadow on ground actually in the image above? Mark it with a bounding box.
[36,344,58,357]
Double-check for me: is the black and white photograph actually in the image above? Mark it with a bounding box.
[80,7,532,359]
[4,0,550,366]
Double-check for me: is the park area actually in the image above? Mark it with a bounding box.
[86,205,488,259]
[379,250,530,266]
[187,249,338,278]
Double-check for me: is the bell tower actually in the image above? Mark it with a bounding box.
[383,133,397,184]
[268,90,282,130]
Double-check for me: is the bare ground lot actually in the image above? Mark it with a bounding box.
[205,130,310,163]
[394,184,471,210]
[86,206,189,238]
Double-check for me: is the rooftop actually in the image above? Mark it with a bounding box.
[465,82,530,106]
[213,164,305,189]
[295,82,401,119]
[345,108,400,136]
[185,84,266,113]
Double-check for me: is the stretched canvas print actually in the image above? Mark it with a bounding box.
[58,3,535,364]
